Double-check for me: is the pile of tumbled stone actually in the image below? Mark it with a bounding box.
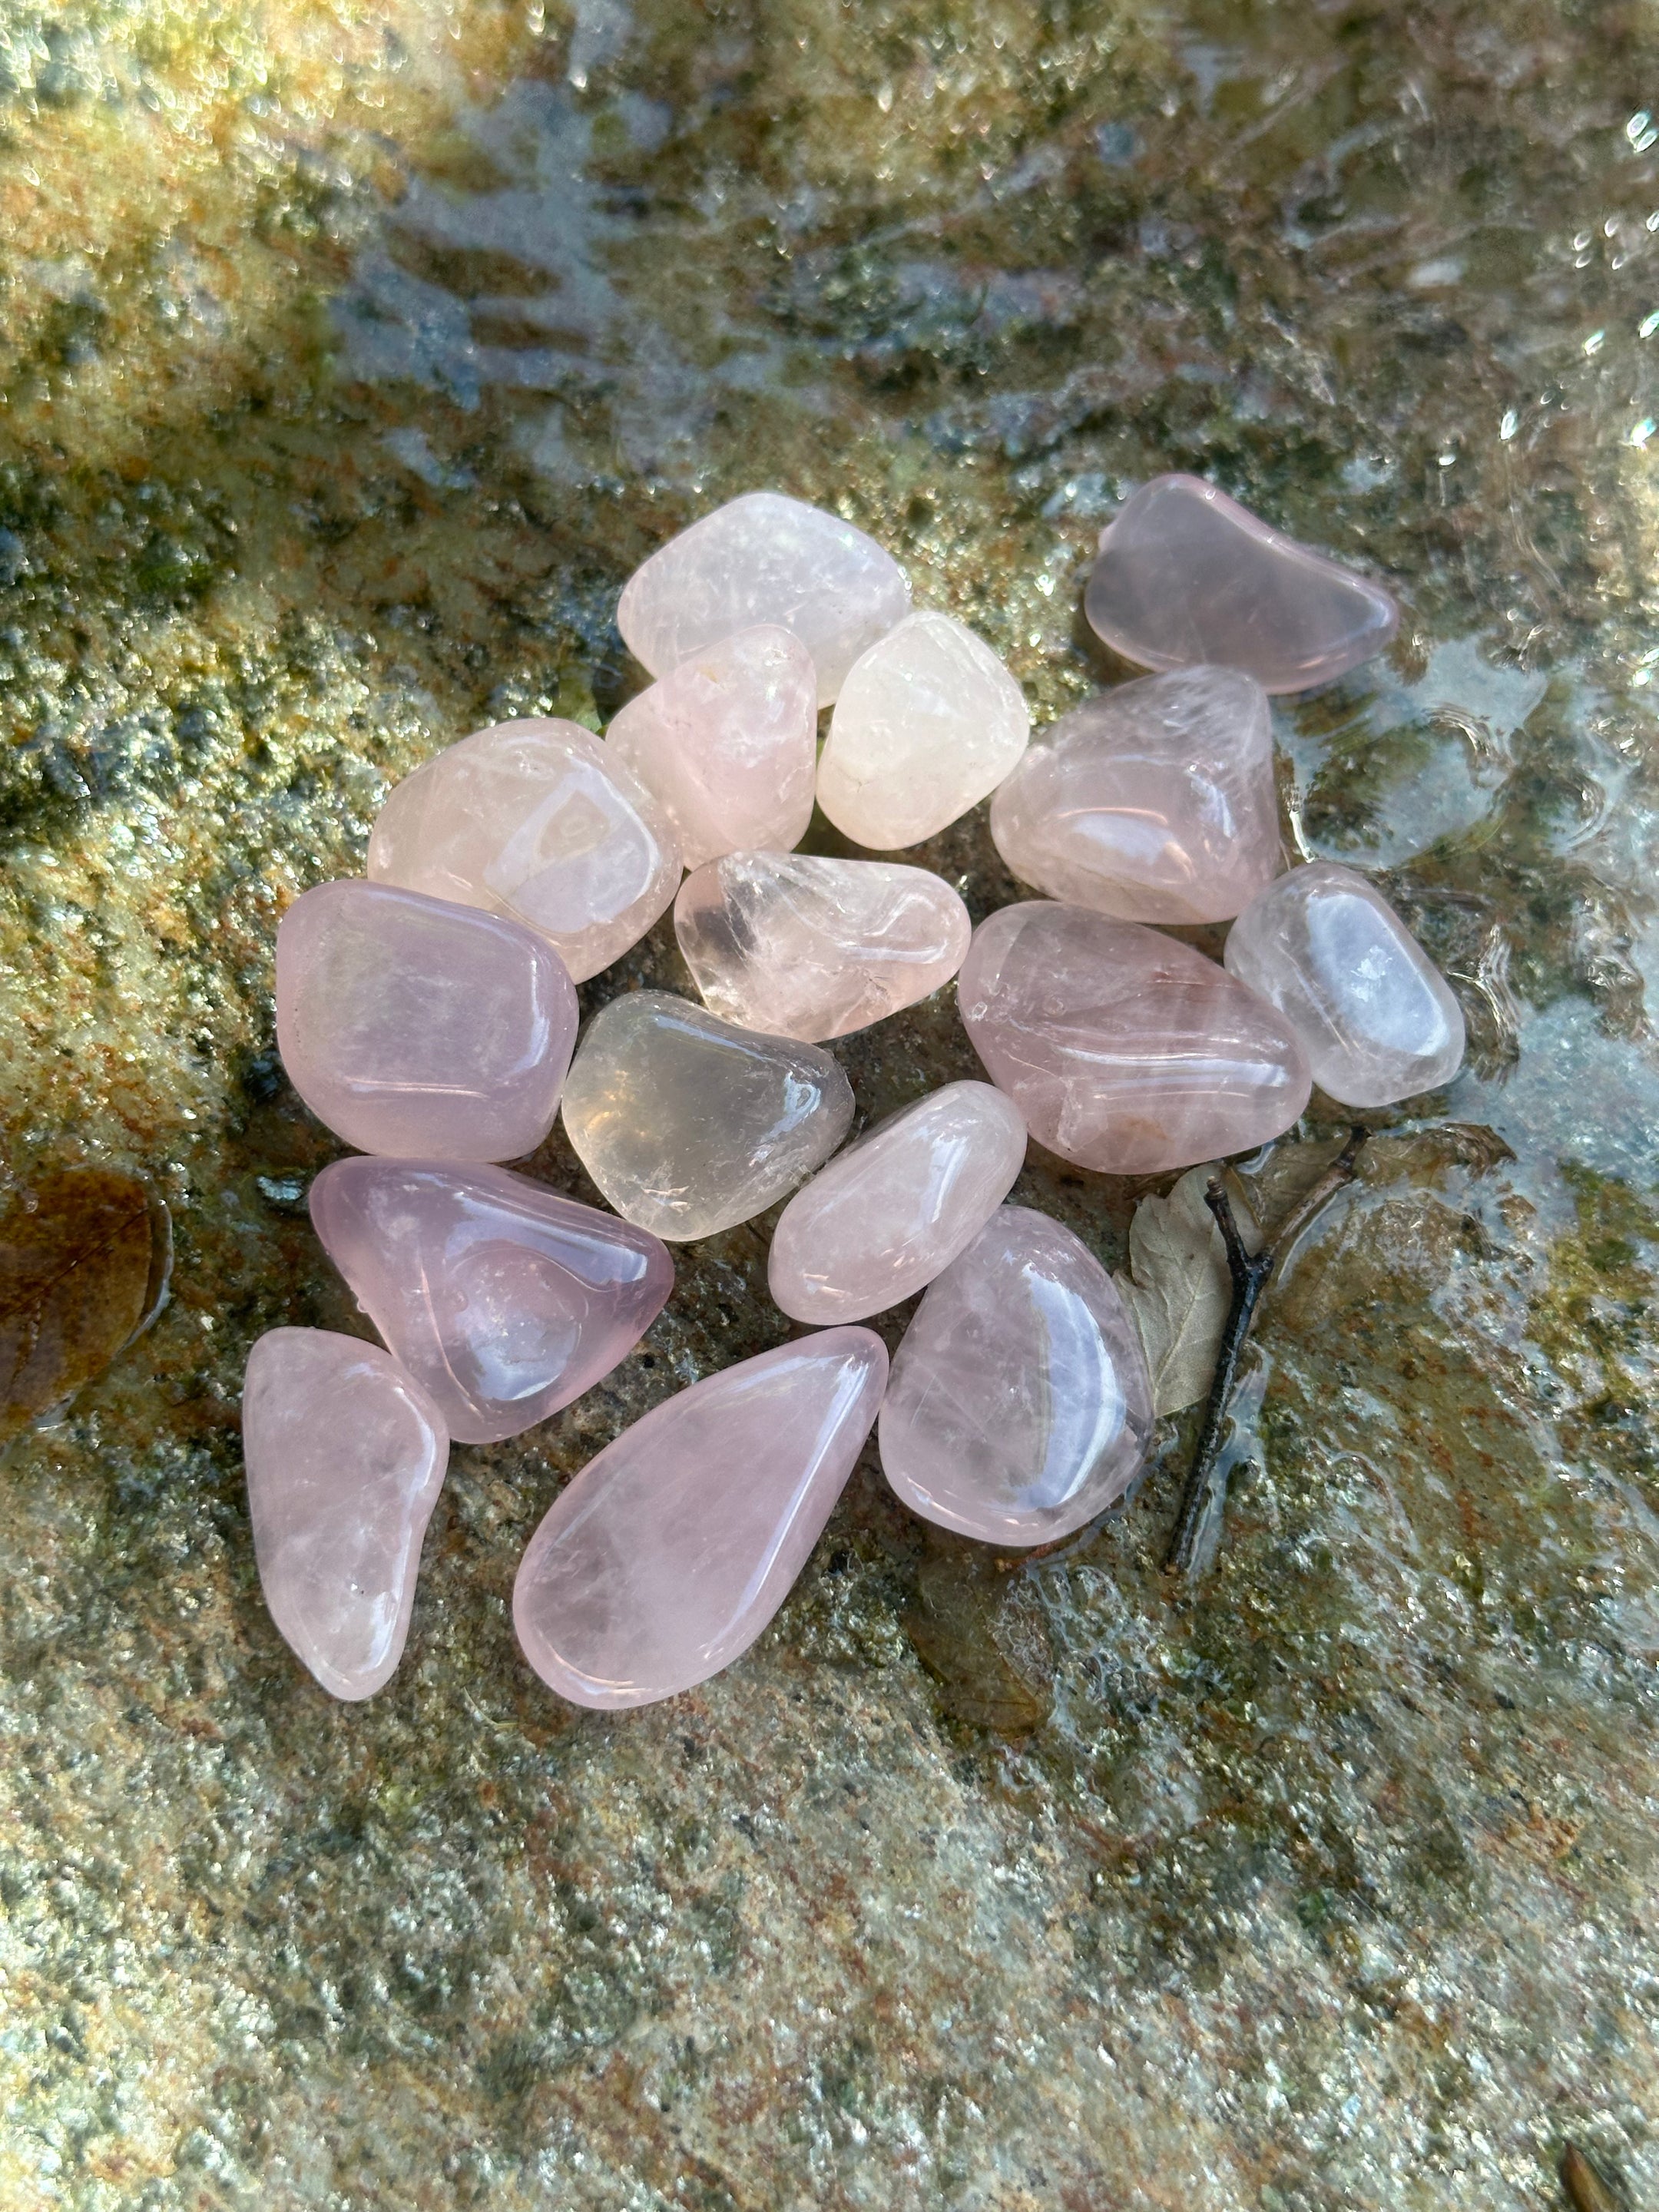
[243,477,1465,1711]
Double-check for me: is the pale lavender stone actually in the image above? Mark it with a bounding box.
[617,491,911,707]
[767,1081,1028,1325]
[366,717,680,984]
[959,900,1312,1174]
[513,1329,889,1710]
[990,667,1281,925]
[1085,474,1399,694]
[275,879,578,1161]
[880,1206,1154,1546]
[242,1327,449,1700]
[605,625,817,869]
[309,1158,674,1445]
[1224,862,1466,1108]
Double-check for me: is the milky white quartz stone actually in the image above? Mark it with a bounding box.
[1223,862,1465,1107]
[367,717,680,984]
[617,491,911,707]
[816,611,1031,849]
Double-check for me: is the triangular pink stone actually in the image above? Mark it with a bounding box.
[513,1330,888,1709]
[242,1328,449,1700]
[310,1159,674,1445]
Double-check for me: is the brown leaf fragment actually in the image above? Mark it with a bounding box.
[905,1553,1055,1734]
[1561,2143,1624,2212]
[1113,1163,1262,1416]
[0,1167,172,1447]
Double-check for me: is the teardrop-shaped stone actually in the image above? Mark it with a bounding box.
[513,1329,888,1709]
[990,667,1281,925]
[366,717,680,983]
[276,879,578,1161]
[880,1206,1154,1545]
[816,611,1030,849]
[768,1081,1028,1324]
[605,625,817,869]
[617,491,910,707]
[1224,862,1466,1108]
[561,990,854,1240]
[674,849,972,1042]
[1084,474,1399,694]
[242,1327,449,1700]
[309,1158,674,1444]
[959,900,1311,1174]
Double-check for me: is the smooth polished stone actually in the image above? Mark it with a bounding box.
[959,900,1311,1174]
[990,667,1281,926]
[1084,474,1400,694]
[880,1206,1154,1545]
[243,1327,448,1700]
[1224,862,1466,1108]
[514,1329,888,1710]
[366,717,680,983]
[816,611,1030,849]
[561,991,854,1240]
[674,850,972,1042]
[768,1081,1027,1324]
[617,491,910,707]
[276,879,578,1161]
[309,1158,674,1444]
[605,625,817,870]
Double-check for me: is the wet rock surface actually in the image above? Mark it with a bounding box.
[2,0,1658,2207]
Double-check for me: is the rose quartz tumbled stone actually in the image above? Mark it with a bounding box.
[617,491,910,707]
[959,900,1312,1174]
[674,850,972,1041]
[605,625,817,869]
[276,879,578,1161]
[310,1157,673,1444]
[513,1329,889,1710]
[768,1081,1028,1325]
[880,1206,1154,1546]
[817,611,1030,849]
[990,667,1281,925]
[243,1327,449,1700]
[366,717,680,983]
[1224,862,1466,1108]
[1085,474,1399,694]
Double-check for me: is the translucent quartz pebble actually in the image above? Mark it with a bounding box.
[309,1157,674,1445]
[674,850,972,1042]
[276,879,578,1161]
[880,1206,1154,1546]
[366,717,680,984]
[816,611,1031,849]
[959,900,1311,1174]
[1084,474,1399,694]
[1224,862,1466,1108]
[767,1081,1028,1325]
[514,1329,888,1710]
[561,990,854,1240]
[242,1327,448,1700]
[617,491,910,707]
[605,625,817,869]
[990,667,1280,926]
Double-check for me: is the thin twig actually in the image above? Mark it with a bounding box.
[1164,1125,1369,1578]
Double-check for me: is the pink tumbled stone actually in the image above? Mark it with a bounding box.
[617,490,910,707]
[243,1327,449,1700]
[605,625,817,869]
[959,900,1312,1174]
[513,1330,889,1710]
[880,1206,1154,1546]
[990,667,1281,925]
[767,1081,1028,1325]
[276,879,578,1161]
[1085,474,1399,694]
[309,1157,674,1445]
[366,717,680,983]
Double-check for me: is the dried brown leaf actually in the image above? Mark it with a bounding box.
[905,1555,1055,1734]
[1114,1163,1261,1416]
[0,1167,172,1446]
[1560,2144,1624,2212]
